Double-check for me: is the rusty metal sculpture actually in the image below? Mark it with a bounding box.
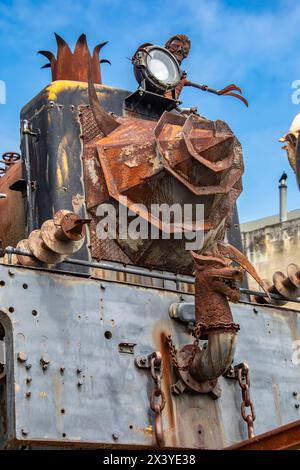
[39,33,110,83]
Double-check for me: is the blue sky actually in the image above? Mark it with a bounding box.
[0,0,300,222]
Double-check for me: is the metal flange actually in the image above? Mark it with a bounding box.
[16,239,43,267]
[41,219,85,255]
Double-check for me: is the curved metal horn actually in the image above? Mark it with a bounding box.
[88,71,120,136]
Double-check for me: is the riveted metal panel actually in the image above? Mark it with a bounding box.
[0,264,300,449]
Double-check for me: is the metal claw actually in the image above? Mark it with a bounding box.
[217,83,243,95]
[219,91,248,107]
[216,242,270,299]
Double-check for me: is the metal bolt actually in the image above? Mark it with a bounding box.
[77,379,84,387]
[25,364,32,370]
[293,392,298,397]
[21,429,28,436]
[77,368,82,374]
[17,352,28,363]
[253,308,258,314]
[26,378,32,385]
[25,391,31,398]
[60,367,65,375]
[112,433,119,441]
[42,364,48,371]
[140,357,146,365]
[295,404,300,409]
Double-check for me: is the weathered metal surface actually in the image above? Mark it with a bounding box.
[1,264,300,449]
[226,419,300,450]
[39,34,109,84]
[0,162,26,248]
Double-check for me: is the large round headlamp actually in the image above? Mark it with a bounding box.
[134,45,182,94]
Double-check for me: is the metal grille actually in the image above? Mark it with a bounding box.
[80,106,103,143]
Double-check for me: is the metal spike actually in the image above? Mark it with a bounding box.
[93,41,109,57]
[38,50,55,62]
[88,69,120,136]
[54,32,72,53]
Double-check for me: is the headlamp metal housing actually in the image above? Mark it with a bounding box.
[133,45,182,95]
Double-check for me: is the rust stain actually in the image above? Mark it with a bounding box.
[272,377,282,426]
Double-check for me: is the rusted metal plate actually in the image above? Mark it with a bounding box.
[0,162,25,248]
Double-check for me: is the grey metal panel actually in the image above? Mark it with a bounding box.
[0,264,299,449]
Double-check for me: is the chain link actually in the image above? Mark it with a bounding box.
[236,362,256,439]
[149,352,166,447]
[166,322,202,371]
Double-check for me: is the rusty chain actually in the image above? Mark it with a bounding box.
[166,322,202,371]
[149,352,166,447]
[236,362,256,439]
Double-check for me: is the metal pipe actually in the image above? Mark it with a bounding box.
[279,172,288,223]
[189,330,237,382]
